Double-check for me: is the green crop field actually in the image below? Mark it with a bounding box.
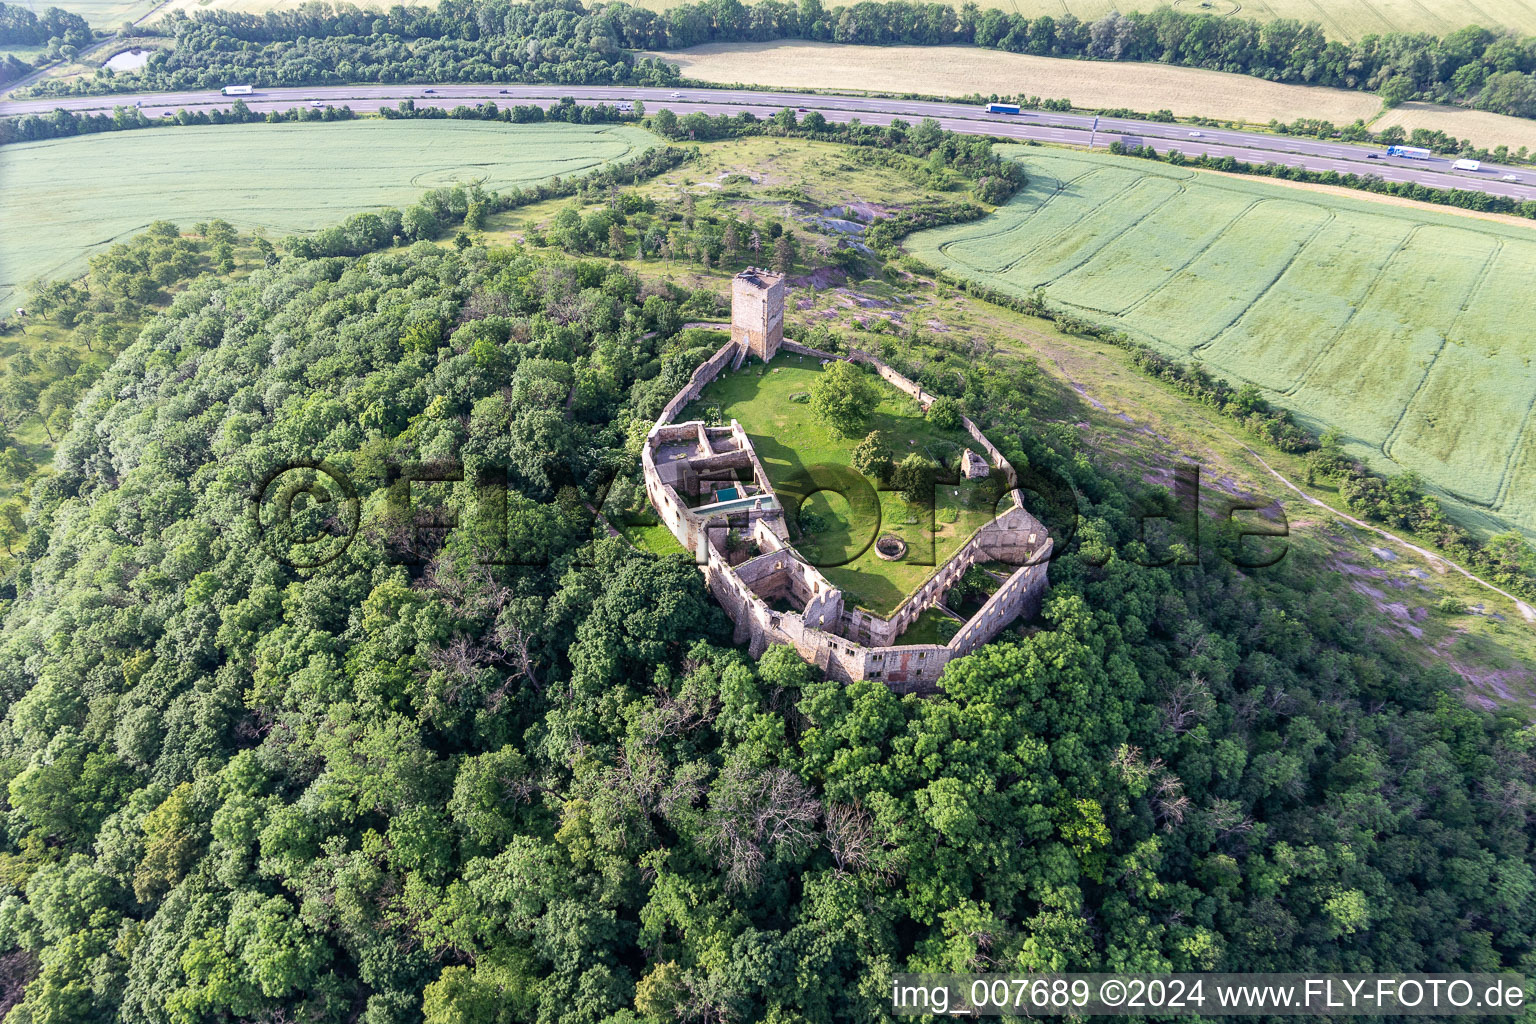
[0,119,656,314]
[683,354,1006,615]
[22,0,163,27]
[909,147,1536,537]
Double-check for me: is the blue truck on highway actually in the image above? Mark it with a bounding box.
[986,103,1021,114]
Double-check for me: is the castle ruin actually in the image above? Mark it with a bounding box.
[641,268,1051,690]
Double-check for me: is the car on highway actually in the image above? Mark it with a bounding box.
[1366,153,1381,159]
[311,100,325,107]
[1503,173,1521,182]
[797,107,808,112]
[499,89,508,94]
[670,91,681,98]
[1188,130,1202,138]
[423,88,435,94]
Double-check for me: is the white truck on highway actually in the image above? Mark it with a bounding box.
[1452,158,1482,171]
[221,85,253,96]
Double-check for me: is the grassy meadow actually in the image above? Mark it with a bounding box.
[909,146,1536,537]
[683,355,1005,615]
[0,119,656,314]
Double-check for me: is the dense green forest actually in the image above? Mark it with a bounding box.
[0,213,1531,1024]
[13,0,1536,120]
[0,4,91,88]
[0,5,87,47]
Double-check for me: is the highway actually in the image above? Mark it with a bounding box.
[4,82,1536,202]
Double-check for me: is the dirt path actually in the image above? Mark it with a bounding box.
[1238,441,1536,624]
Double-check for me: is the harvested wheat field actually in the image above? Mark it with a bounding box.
[1373,101,1536,153]
[650,41,1385,125]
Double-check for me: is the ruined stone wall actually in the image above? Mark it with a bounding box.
[948,556,1050,658]
[779,340,840,360]
[730,421,776,494]
[847,349,937,407]
[653,337,740,430]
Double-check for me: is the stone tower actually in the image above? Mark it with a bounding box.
[732,267,785,363]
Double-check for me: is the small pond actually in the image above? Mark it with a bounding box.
[103,48,152,72]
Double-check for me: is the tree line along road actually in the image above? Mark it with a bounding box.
[4,83,1536,203]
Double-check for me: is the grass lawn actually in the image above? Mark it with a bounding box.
[683,353,1006,615]
[896,606,961,646]
[624,521,690,557]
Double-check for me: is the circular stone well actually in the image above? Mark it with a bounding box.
[875,534,907,561]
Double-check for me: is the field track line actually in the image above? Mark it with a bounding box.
[980,169,1144,269]
[1112,197,1266,319]
[1352,0,1400,36]
[934,168,1087,262]
[1033,181,1189,290]
[1175,206,1335,359]
[1277,221,1420,398]
[1190,200,1343,363]
[1294,0,1355,44]
[1397,0,1454,32]
[1456,0,1508,29]
[1230,439,1536,622]
[1497,0,1536,26]
[992,175,1175,277]
[1380,238,1504,468]
[1492,396,1536,513]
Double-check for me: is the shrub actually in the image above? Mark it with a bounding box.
[891,452,938,504]
[852,430,894,481]
[810,361,878,438]
[927,395,962,431]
